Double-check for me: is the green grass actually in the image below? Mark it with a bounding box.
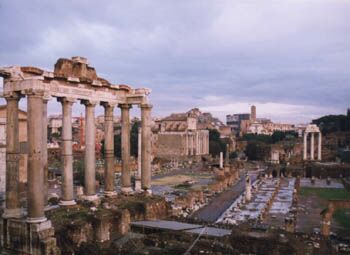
[299,187,350,200]
[333,209,350,229]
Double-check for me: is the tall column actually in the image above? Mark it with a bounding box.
[59,98,76,205]
[27,91,46,223]
[141,104,152,193]
[303,132,308,160]
[318,132,322,161]
[102,103,116,196]
[3,93,22,218]
[219,152,224,169]
[43,97,49,207]
[310,132,315,160]
[135,127,142,192]
[82,100,98,200]
[119,104,132,194]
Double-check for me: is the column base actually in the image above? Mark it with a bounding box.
[59,199,77,206]
[2,208,22,219]
[83,194,99,201]
[135,180,142,192]
[121,187,133,195]
[26,216,47,224]
[143,189,152,196]
[104,191,117,197]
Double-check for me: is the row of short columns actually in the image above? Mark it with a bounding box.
[303,131,322,161]
[3,90,153,223]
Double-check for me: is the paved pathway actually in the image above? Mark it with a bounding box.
[191,172,258,222]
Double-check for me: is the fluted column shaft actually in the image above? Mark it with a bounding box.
[83,100,97,199]
[27,91,46,223]
[43,98,49,206]
[103,103,116,196]
[303,132,308,160]
[318,132,322,161]
[310,133,315,160]
[141,104,152,192]
[120,104,132,193]
[3,93,21,218]
[59,98,76,205]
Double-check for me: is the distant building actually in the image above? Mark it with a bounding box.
[153,110,209,159]
[226,113,250,135]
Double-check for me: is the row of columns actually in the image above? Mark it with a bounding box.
[185,131,209,156]
[3,90,153,223]
[303,131,322,161]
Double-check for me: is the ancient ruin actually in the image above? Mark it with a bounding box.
[303,124,322,161]
[0,57,153,253]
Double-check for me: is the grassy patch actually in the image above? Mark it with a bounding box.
[299,188,350,200]
[333,209,350,229]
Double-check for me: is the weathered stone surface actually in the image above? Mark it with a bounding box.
[54,57,98,81]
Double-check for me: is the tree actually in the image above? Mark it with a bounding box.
[208,129,226,157]
[245,141,269,161]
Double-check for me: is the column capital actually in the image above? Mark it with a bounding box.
[4,91,22,101]
[140,103,153,110]
[81,99,98,107]
[57,97,76,105]
[119,103,132,110]
[101,101,117,108]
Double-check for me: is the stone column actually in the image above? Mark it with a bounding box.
[42,97,49,207]
[303,132,307,160]
[318,132,322,161]
[141,104,152,193]
[135,127,142,192]
[310,132,315,160]
[102,103,116,196]
[27,90,47,223]
[245,175,251,202]
[59,98,76,205]
[82,100,98,200]
[120,104,132,194]
[3,93,22,218]
[219,152,223,169]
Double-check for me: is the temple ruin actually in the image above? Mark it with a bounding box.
[0,57,153,253]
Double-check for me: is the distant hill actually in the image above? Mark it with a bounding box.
[312,109,350,135]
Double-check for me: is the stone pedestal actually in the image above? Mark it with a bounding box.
[0,218,59,255]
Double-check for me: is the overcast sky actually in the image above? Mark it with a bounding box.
[0,0,349,124]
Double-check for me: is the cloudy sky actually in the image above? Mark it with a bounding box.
[0,0,349,123]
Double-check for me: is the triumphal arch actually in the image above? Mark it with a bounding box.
[0,57,152,253]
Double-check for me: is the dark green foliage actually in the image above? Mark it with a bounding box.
[229,151,238,159]
[242,131,298,145]
[208,129,226,157]
[245,141,270,160]
[102,121,140,159]
[313,112,350,135]
[243,133,272,143]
